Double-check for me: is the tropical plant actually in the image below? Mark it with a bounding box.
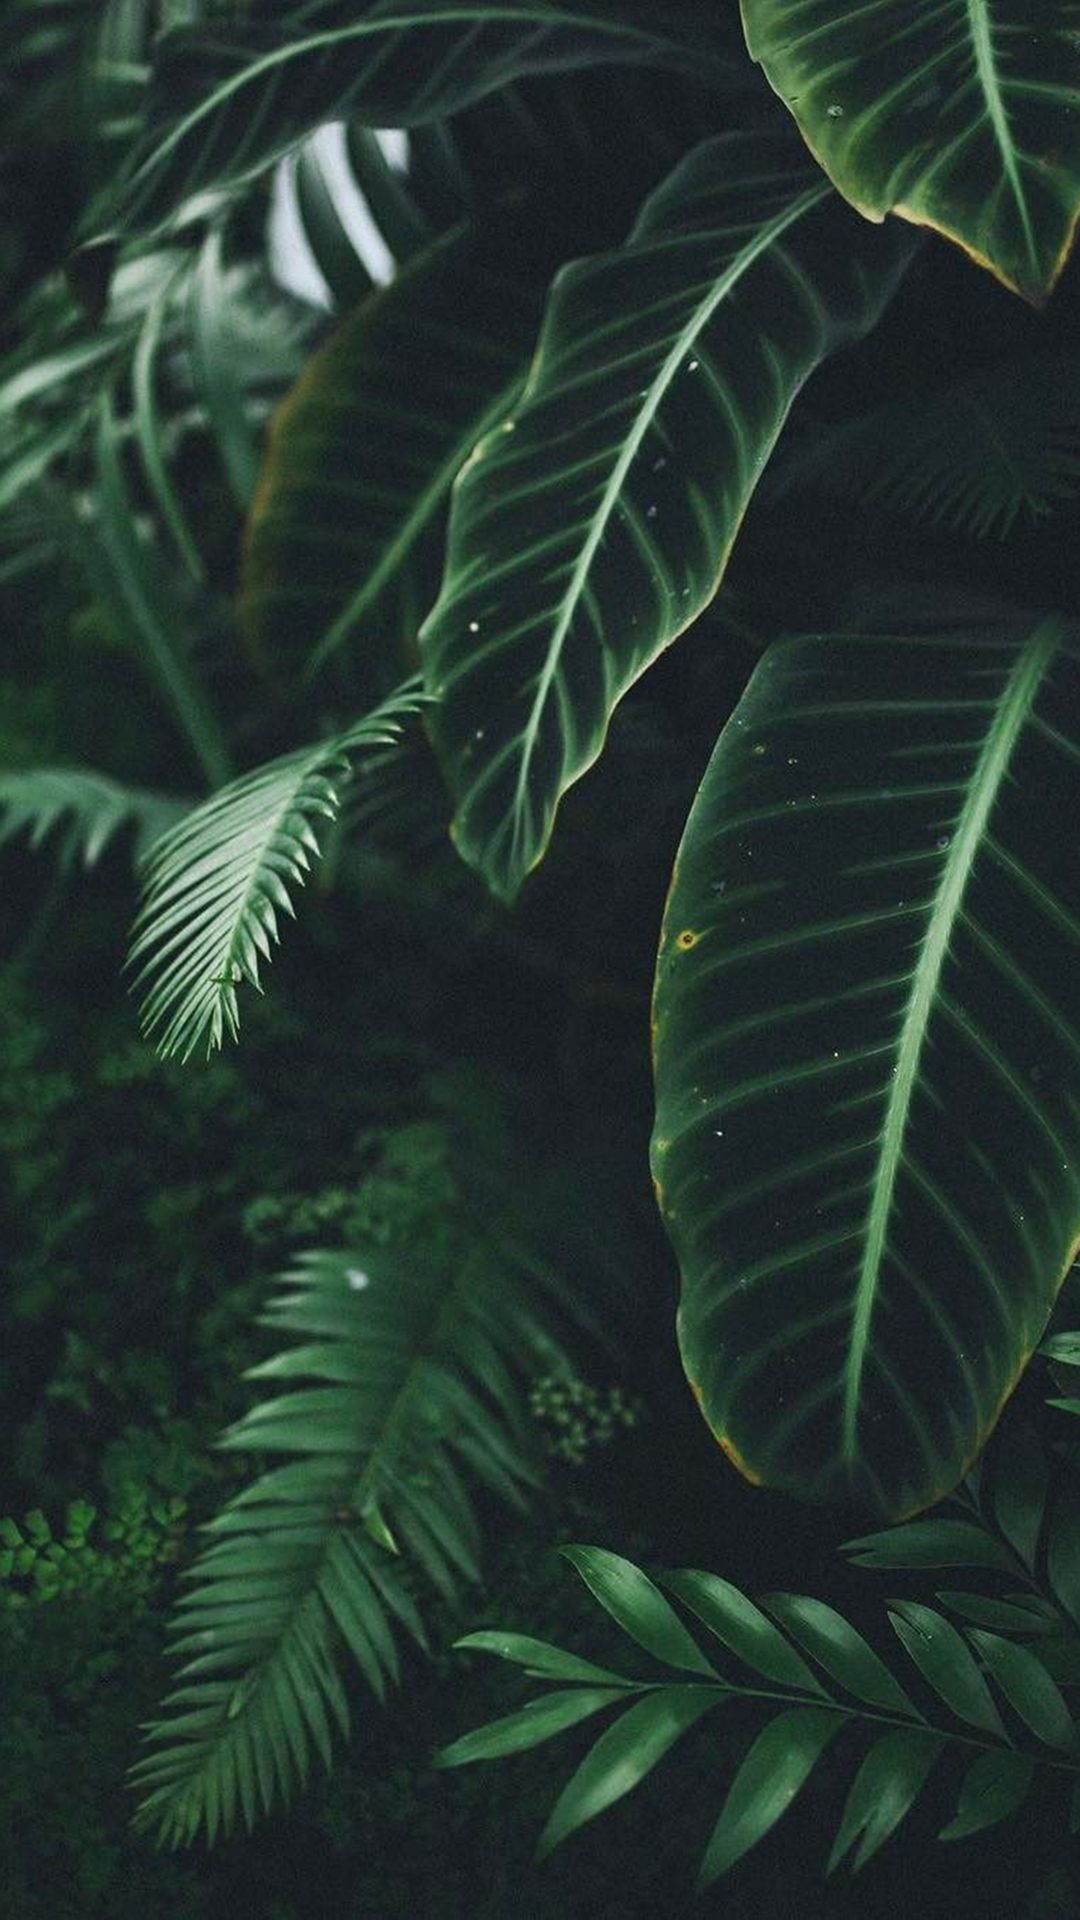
[5,0,1080,1901]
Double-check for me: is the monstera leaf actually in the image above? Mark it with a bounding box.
[422,131,912,901]
[105,0,731,236]
[651,621,1080,1518]
[240,231,542,688]
[740,0,1080,302]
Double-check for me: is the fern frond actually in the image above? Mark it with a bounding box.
[131,1231,566,1846]
[773,354,1080,539]
[127,679,427,1060]
[0,767,185,870]
[441,1544,1080,1885]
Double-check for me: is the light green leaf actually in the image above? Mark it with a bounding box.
[968,1629,1075,1751]
[828,1728,942,1874]
[889,1603,1005,1738]
[741,0,1080,301]
[662,1569,824,1694]
[128,679,425,1059]
[652,625,1080,1515]
[536,1685,719,1857]
[1040,1331,1080,1366]
[421,130,911,900]
[938,1749,1034,1841]
[699,1707,843,1884]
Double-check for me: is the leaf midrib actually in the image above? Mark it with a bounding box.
[842,619,1061,1462]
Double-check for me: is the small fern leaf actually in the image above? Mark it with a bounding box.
[133,1232,569,1845]
[127,678,426,1059]
[0,767,184,870]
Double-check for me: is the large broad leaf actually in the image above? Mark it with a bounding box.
[421,131,911,901]
[106,0,731,235]
[652,622,1080,1517]
[240,231,541,689]
[740,0,1080,302]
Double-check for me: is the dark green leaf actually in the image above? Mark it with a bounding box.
[453,1631,632,1687]
[888,1603,1005,1738]
[560,1546,716,1677]
[662,1569,824,1694]
[699,1708,843,1884]
[843,1522,1014,1574]
[968,1630,1075,1751]
[936,1592,1057,1636]
[827,1729,942,1874]
[537,1685,719,1857]
[438,1686,628,1766]
[938,1750,1035,1841]
[763,1594,917,1717]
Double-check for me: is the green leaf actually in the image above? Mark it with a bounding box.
[762,1593,917,1717]
[1048,1503,1080,1625]
[128,679,425,1059]
[990,1425,1047,1570]
[560,1546,716,1677]
[0,768,184,871]
[661,1569,824,1694]
[827,1728,942,1874]
[134,1230,574,1843]
[936,1592,1058,1636]
[652,624,1080,1516]
[888,1603,1005,1738]
[536,1685,719,1857]
[1040,1332,1080,1366]
[967,1630,1075,1751]
[189,228,262,510]
[843,1521,1014,1574]
[740,0,1080,302]
[421,130,911,901]
[938,1749,1034,1841]
[240,231,541,690]
[437,1686,629,1766]
[699,1707,843,1884]
[107,1,728,236]
[453,1631,633,1687]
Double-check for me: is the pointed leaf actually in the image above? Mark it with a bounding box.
[990,1425,1047,1570]
[763,1593,917,1716]
[938,1749,1035,1841]
[843,1521,1013,1574]
[536,1685,720,1857]
[1040,1331,1080,1366]
[438,1686,629,1766]
[421,130,911,900]
[741,0,1080,301]
[968,1630,1075,1751]
[662,1569,824,1694]
[653,624,1080,1515]
[699,1707,843,1884]
[454,1631,633,1687]
[889,1603,1005,1738]
[936,1592,1058,1636]
[828,1728,942,1874]
[560,1546,715,1676]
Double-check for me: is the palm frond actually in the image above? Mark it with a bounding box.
[131,1221,570,1845]
[127,679,428,1059]
[772,355,1080,539]
[0,767,186,870]
[441,1542,1080,1885]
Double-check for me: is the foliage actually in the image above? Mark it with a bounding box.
[0,1492,187,1610]
[5,0,1080,1907]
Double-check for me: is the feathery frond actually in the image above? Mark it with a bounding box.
[0,767,186,870]
[441,1543,1080,1885]
[132,1224,570,1845]
[127,679,427,1060]
[773,355,1080,539]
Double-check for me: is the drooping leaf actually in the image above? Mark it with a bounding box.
[827,1728,942,1874]
[967,1629,1075,1751]
[888,1603,1005,1738]
[938,1749,1035,1841]
[240,231,541,689]
[128,679,426,1059]
[652,624,1080,1516]
[740,0,1080,301]
[420,130,912,901]
[0,767,184,870]
[106,0,731,236]
[560,1546,716,1677]
[536,1685,720,1858]
[699,1707,843,1884]
[133,1224,571,1843]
